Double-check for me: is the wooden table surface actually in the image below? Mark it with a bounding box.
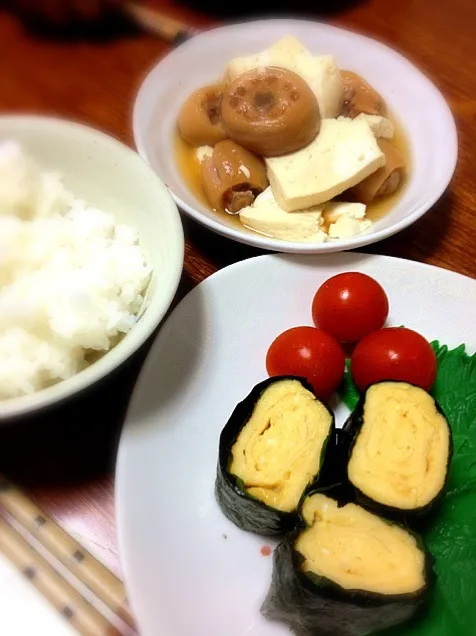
[0,0,475,616]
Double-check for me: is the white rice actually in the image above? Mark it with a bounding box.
[0,141,152,399]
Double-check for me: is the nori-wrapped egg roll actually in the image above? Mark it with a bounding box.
[341,381,452,516]
[215,376,335,535]
[262,490,433,635]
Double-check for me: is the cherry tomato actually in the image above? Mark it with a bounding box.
[312,272,389,343]
[351,327,437,391]
[266,326,345,400]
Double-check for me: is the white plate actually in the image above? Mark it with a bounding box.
[116,253,475,636]
[133,19,457,254]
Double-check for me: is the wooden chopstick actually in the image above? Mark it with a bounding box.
[0,515,122,635]
[0,476,136,634]
[123,1,201,44]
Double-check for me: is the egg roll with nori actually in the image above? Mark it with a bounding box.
[215,376,335,535]
[341,381,452,517]
[261,490,433,636]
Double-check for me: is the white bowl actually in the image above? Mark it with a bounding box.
[133,18,457,254]
[0,115,184,420]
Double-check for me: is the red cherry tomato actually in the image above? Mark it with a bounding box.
[351,327,437,392]
[266,326,345,400]
[312,272,389,343]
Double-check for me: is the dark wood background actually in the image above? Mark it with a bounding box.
[0,0,474,581]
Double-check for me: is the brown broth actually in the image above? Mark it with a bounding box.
[366,116,411,223]
[174,116,411,236]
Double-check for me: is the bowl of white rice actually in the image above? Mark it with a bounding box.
[0,115,184,420]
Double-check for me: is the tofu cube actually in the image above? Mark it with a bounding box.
[355,114,395,139]
[239,187,327,243]
[266,118,386,212]
[324,201,372,239]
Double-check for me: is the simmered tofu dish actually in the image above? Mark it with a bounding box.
[176,36,408,243]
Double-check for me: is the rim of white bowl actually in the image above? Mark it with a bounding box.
[0,115,184,420]
[132,18,458,255]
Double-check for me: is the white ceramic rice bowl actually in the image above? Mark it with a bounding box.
[0,115,184,420]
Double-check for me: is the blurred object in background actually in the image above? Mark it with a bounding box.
[177,0,365,18]
[3,0,367,41]
[3,0,137,39]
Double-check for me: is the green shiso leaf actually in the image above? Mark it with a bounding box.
[339,341,476,636]
[339,359,360,411]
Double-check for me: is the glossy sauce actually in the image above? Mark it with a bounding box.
[175,115,411,236]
